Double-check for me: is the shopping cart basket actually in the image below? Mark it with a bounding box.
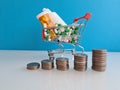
[42,13,91,54]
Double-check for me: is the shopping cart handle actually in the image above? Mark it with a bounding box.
[73,13,91,23]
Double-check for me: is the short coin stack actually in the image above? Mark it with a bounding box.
[92,49,107,72]
[27,62,40,70]
[56,57,69,71]
[74,53,88,71]
[41,59,54,70]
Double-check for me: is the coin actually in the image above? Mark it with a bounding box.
[27,62,40,70]
[74,53,88,71]
[41,59,54,70]
[92,53,107,57]
[56,57,68,65]
[92,57,106,61]
[92,66,106,72]
[74,61,87,66]
[74,53,87,58]
[92,49,107,72]
[74,53,88,62]
[92,49,107,54]
[74,66,87,71]
[56,57,69,71]
[57,65,69,71]
[93,62,106,67]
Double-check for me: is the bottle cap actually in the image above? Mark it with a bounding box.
[36,8,52,19]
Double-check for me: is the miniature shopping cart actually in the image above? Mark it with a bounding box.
[41,13,91,56]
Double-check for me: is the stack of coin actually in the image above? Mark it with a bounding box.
[92,49,107,72]
[41,59,54,70]
[74,53,88,71]
[56,57,69,71]
[27,62,40,70]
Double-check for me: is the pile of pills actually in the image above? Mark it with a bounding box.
[43,23,81,44]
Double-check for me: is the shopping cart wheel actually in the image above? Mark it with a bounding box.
[71,49,76,55]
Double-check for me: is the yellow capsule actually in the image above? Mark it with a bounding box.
[50,29,57,41]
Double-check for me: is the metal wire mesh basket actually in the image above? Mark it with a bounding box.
[42,13,91,54]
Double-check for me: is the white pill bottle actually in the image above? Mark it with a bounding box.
[48,8,67,26]
[36,8,67,27]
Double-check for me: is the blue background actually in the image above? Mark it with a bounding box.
[0,0,120,51]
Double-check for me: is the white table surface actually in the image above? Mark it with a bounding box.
[0,50,120,90]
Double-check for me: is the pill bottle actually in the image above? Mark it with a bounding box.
[49,12,67,26]
[36,8,55,28]
[37,8,67,27]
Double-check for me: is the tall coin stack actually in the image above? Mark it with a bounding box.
[74,53,88,71]
[56,57,69,71]
[92,49,107,72]
[41,59,54,70]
